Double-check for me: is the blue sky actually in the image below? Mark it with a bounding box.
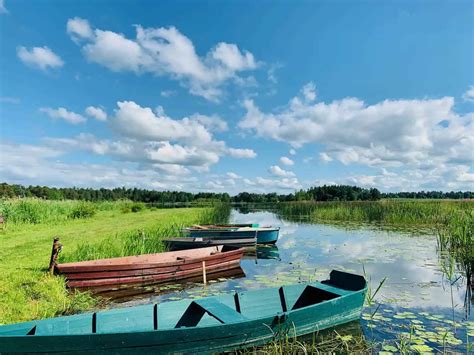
[0,0,473,193]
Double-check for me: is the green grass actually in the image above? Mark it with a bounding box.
[277,199,474,225]
[0,198,133,227]
[0,199,229,325]
[243,323,373,354]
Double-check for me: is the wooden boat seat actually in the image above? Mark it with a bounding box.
[175,298,248,328]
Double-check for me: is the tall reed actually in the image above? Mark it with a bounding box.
[61,203,231,262]
[60,225,178,262]
[198,202,232,225]
[0,198,136,226]
[437,210,473,287]
[277,200,473,225]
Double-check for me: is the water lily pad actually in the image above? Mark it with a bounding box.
[382,345,398,352]
[411,344,433,353]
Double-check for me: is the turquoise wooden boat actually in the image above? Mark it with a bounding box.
[0,270,367,354]
[183,225,280,244]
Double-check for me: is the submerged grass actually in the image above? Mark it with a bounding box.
[243,323,373,354]
[0,199,230,324]
[277,199,473,226]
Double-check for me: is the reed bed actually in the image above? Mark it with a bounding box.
[0,198,136,227]
[437,209,473,287]
[277,200,473,225]
[198,202,232,225]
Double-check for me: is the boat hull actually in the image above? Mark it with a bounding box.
[185,228,279,244]
[56,246,244,291]
[0,271,367,354]
[0,304,363,354]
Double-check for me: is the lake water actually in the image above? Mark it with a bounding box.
[116,209,473,352]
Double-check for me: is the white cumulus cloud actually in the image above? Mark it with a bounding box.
[40,107,86,124]
[280,156,294,166]
[462,85,474,102]
[67,17,94,41]
[239,83,473,190]
[191,114,228,132]
[17,46,64,71]
[43,100,255,173]
[228,148,257,158]
[112,101,213,144]
[67,18,258,101]
[227,172,241,179]
[85,106,107,121]
[269,165,295,177]
[319,152,333,163]
[240,83,472,167]
[244,176,301,191]
[301,82,316,102]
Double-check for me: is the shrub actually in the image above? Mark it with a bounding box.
[131,203,145,213]
[68,202,96,219]
[121,202,146,213]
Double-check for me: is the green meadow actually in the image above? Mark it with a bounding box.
[0,199,228,324]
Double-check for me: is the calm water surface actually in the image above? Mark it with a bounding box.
[115,210,473,352]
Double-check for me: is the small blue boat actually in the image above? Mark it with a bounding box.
[183,225,280,244]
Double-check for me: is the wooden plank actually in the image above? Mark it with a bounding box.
[194,298,248,323]
[64,251,243,280]
[67,259,241,288]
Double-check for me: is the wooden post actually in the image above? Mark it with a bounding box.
[49,237,62,274]
[254,230,258,265]
[202,261,207,284]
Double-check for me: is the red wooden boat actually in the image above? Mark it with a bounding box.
[56,246,244,291]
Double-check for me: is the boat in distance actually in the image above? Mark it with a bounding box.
[163,237,257,251]
[0,270,367,354]
[183,224,280,244]
[56,245,244,291]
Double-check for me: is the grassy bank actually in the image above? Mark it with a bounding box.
[0,199,230,324]
[277,199,473,225]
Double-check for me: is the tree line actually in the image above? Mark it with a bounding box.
[0,182,471,203]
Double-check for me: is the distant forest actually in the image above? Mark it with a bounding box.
[0,182,472,203]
